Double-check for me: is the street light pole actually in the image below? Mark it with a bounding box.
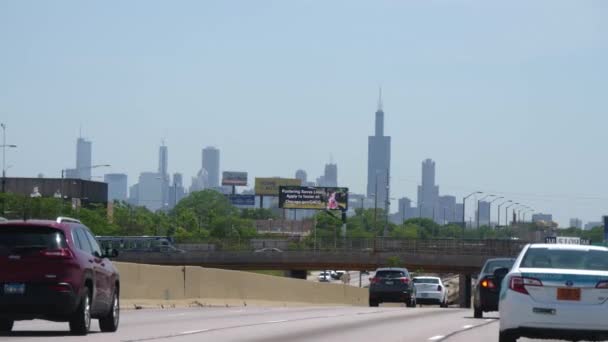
[505,203,518,227]
[488,196,504,228]
[497,200,512,228]
[1,123,17,216]
[462,191,482,237]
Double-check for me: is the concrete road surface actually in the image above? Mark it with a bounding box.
[4,307,583,341]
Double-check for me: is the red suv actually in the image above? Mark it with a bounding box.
[0,217,120,335]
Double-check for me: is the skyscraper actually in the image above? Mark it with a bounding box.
[366,89,391,211]
[417,159,439,220]
[104,173,128,202]
[158,144,169,208]
[169,172,186,208]
[202,147,220,189]
[76,137,92,180]
[323,163,338,187]
[295,169,307,184]
[137,172,163,212]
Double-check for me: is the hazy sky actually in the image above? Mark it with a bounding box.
[1,0,607,226]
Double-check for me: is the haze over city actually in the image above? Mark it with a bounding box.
[2,1,608,226]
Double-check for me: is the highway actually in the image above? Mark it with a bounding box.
[4,306,568,342]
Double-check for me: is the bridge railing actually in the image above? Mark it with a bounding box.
[175,238,527,256]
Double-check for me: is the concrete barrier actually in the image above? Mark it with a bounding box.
[115,262,368,308]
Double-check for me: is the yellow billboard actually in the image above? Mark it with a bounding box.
[255,178,302,196]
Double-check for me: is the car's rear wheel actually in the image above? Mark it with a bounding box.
[499,330,517,342]
[99,289,120,332]
[406,297,416,307]
[474,307,483,318]
[440,299,448,308]
[0,319,13,332]
[369,300,379,307]
[69,286,91,335]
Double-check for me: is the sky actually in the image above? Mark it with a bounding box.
[1,0,607,227]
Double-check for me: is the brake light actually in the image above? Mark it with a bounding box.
[370,277,380,284]
[437,285,443,291]
[40,248,73,259]
[509,276,542,295]
[399,277,410,284]
[481,279,496,289]
[596,281,608,289]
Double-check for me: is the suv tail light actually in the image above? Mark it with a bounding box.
[370,277,380,284]
[40,248,73,259]
[509,276,542,295]
[399,277,410,284]
[48,283,72,292]
[596,281,608,289]
[481,278,496,289]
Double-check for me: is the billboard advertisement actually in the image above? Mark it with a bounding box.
[226,194,255,206]
[222,171,248,186]
[278,186,348,210]
[255,177,302,196]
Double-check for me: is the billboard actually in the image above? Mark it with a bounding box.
[604,216,608,243]
[255,177,302,196]
[222,171,248,186]
[278,186,348,210]
[226,194,255,206]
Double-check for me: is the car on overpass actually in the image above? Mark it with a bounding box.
[499,243,608,342]
[473,257,515,318]
[369,267,416,307]
[413,276,449,307]
[0,217,120,335]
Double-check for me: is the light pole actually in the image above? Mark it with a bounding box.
[1,123,17,216]
[462,191,482,237]
[497,200,512,228]
[505,202,518,226]
[477,194,495,229]
[488,196,504,227]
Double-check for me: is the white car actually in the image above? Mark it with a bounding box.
[318,272,332,282]
[499,243,608,342]
[413,276,449,307]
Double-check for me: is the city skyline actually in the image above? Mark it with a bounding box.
[2,1,607,226]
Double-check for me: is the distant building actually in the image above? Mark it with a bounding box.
[158,144,169,209]
[2,177,106,205]
[366,90,391,211]
[137,172,163,211]
[585,221,603,230]
[532,213,553,223]
[169,172,186,208]
[417,159,440,220]
[295,169,307,184]
[438,195,457,224]
[76,137,92,180]
[128,183,139,205]
[317,163,337,187]
[104,173,128,202]
[475,201,491,227]
[202,147,220,189]
[569,218,583,229]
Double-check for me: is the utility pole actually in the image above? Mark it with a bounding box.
[383,168,390,237]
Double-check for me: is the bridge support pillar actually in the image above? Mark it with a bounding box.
[459,273,472,308]
[286,270,307,279]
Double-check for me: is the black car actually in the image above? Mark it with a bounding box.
[369,267,416,307]
[473,258,515,318]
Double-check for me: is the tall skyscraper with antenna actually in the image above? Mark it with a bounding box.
[366,88,391,211]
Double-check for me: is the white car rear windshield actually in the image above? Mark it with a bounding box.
[521,248,608,271]
[413,278,439,284]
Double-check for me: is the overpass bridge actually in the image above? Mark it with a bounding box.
[115,238,528,307]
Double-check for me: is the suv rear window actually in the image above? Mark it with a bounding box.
[482,259,514,274]
[375,270,407,278]
[0,226,67,255]
[414,278,439,284]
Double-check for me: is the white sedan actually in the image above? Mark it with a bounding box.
[499,243,608,342]
[318,272,332,282]
[413,276,449,307]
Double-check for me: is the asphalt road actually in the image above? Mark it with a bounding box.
[4,306,584,341]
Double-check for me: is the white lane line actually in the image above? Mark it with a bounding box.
[485,319,494,322]
[180,329,209,335]
[462,325,474,329]
[265,320,288,324]
[168,313,186,317]
[428,336,445,341]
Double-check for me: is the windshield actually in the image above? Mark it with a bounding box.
[413,278,439,284]
[482,260,514,274]
[521,248,608,271]
[0,226,67,255]
[375,270,407,279]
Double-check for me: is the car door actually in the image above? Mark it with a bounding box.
[83,229,112,312]
[75,228,106,312]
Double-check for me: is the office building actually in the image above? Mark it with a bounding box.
[202,147,220,189]
[476,201,491,227]
[76,137,92,180]
[585,221,603,230]
[137,172,163,212]
[158,144,169,209]
[417,159,439,220]
[438,195,457,224]
[295,169,307,184]
[104,173,128,202]
[317,163,338,187]
[366,90,391,211]
[532,213,553,223]
[569,218,583,229]
[169,172,186,208]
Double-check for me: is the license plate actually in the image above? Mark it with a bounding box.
[557,288,580,301]
[385,281,394,285]
[3,283,25,295]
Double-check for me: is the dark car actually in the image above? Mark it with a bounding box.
[369,267,416,307]
[473,257,515,318]
[0,217,120,335]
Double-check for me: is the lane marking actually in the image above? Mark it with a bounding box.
[265,320,288,323]
[180,329,209,335]
[168,313,186,317]
[485,319,494,322]
[462,325,474,329]
[429,335,445,341]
